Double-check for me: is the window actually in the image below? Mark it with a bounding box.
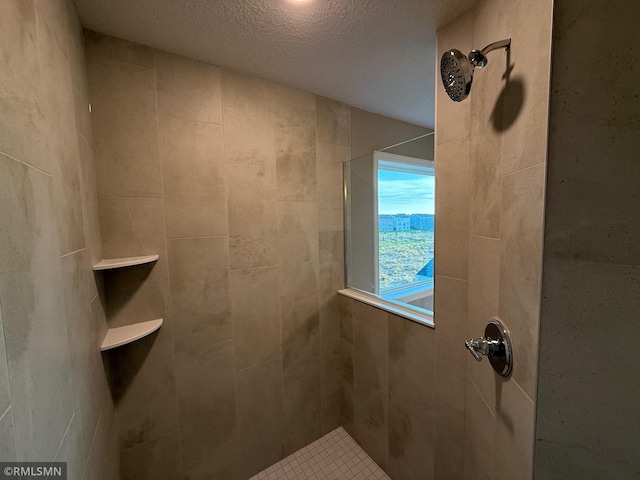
[343,134,435,324]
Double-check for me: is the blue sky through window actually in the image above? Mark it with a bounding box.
[378,170,435,214]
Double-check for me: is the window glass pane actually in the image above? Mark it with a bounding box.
[377,166,434,293]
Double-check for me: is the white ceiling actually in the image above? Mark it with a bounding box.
[74,0,474,128]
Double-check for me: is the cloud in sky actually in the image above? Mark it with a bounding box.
[378,170,435,214]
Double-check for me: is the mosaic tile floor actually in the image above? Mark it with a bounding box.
[249,427,391,480]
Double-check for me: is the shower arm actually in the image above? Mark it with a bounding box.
[469,38,511,68]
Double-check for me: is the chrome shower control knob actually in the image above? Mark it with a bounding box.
[464,318,513,377]
[465,339,484,361]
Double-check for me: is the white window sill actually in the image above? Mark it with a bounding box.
[338,288,434,329]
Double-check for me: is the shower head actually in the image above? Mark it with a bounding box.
[440,39,511,102]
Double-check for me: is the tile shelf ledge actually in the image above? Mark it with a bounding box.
[101,319,163,351]
[92,254,159,271]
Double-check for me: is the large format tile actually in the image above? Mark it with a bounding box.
[120,430,181,480]
[353,321,388,425]
[0,154,74,462]
[434,398,463,480]
[340,296,354,344]
[499,164,545,399]
[54,414,91,480]
[182,439,236,480]
[283,374,322,455]
[275,107,316,201]
[494,379,535,480]
[67,11,92,142]
[155,50,222,124]
[53,129,86,256]
[388,404,434,480]
[340,338,354,425]
[316,142,347,233]
[222,70,275,166]
[109,325,178,451]
[435,138,471,228]
[434,138,470,281]
[318,231,344,397]
[0,300,11,414]
[353,409,388,472]
[348,298,388,333]
[84,31,154,68]
[168,237,232,353]
[464,376,494,480]
[435,10,472,146]
[226,164,278,270]
[0,407,17,462]
[235,359,284,480]
[61,250,101,464]
[469,115,502,239]
[278,202,321,384]
[159,115,227,238]
[0,0,45,171]
[230,266,281,371]
[87,55,162,198]
[316,97,350,147]
[83,413,118,480]
[175,341,236,470]
[388,313,435,424]
[321,391,341,435]
[500,0,552,175]
[433,276,467,410]
[99,197,170,328]
[280,262,320,385]
[466,236,503,414]
[78,135,102,265]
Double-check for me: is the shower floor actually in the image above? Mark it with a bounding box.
[249,427,390,480]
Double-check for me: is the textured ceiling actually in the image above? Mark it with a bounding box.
[74,0,474,127]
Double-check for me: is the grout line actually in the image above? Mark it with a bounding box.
[0,149,53,179]
[60,247,85,259]
[96,195,164,200]
[502,160,545,178]
[87,52,155,72]
[0,405,10,422]
[118,427,180,454]
[81,412,102,479]
[434,274,468,282]
[469,234,501,242]
[151,48,184,477]
[51,412,75,463]
[166,235,229,241]
[228,263,279,272]
[466,372,496,416]
[0,297,19,461]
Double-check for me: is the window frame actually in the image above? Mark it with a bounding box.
[373,150,435,297]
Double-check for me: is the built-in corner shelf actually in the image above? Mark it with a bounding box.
[101,319,163,351]
[93,255,159,271]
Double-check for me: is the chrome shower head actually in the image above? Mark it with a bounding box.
[440,39,511,102]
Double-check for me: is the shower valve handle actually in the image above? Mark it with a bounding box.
[464,337,501,362]
[464,318,514,377]
[465,339,483,361]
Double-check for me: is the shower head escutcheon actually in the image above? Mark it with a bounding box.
[440,38,511,102]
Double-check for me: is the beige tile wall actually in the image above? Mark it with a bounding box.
[0,1,118,479]
[436,0,552,478]
[85,31,350,480]
[341,0,553,479]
